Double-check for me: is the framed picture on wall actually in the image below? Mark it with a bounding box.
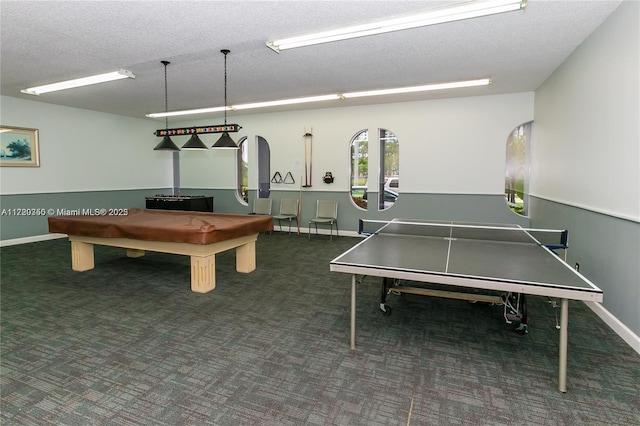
[0,126,40,167]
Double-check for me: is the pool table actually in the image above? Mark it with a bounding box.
[48,208,273,293]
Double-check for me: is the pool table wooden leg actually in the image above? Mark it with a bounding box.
[235,241,256,273]
[190,254,216,293]
[71,241,95,271]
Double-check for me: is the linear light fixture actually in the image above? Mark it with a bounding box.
[145,77,491,118]
[21,69,134,95]
[146,106,228,119]
[342,78,492,99]
[233,94,341,111]
[146,95,340,118]
[267,0,527,52]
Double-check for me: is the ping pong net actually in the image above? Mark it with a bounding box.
[358,219,568,251]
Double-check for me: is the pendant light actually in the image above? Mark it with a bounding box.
[154,60,180,151]
[181,129,208,150]
[212,49,239,149]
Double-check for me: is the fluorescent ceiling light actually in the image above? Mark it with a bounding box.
[145,78,491,118]
[233,94,341,110]
[342,78,492,99]
[146,106,228,119]
[147,95,340,118]
[21,69,135,95]
[267,0,526,52]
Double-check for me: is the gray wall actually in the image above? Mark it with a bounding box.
[1,188,527,241]
[230,189,529,231]
[530,197,639,335]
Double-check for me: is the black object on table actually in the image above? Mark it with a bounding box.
[145,195,214,212]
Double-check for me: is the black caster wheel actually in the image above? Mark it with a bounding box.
[381,305,392,316]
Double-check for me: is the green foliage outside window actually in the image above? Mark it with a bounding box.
[505,123,528,215]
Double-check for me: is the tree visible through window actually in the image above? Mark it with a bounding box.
[378,129,398,210]
[350,130,369,209]
[349,128,399,210]
[505,122,531,215]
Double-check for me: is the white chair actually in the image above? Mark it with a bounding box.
[273,198,299,233]
[308,200,338,240]
[252,197,272,215]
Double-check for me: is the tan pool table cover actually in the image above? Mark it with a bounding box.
[48,208,274,245]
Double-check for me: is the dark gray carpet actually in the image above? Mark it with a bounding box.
[1,233,639,425]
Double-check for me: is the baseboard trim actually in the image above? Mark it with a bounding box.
[0,233,66,247]
[585,301,640,355]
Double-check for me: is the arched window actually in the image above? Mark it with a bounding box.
[505,122,531,215]
[349,128,399,210]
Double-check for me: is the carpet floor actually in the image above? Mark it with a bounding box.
[1,233,639,425]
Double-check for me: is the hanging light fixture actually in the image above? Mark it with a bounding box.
[154,60,180,151]
[212,49,239,149]
[181,128,208,150]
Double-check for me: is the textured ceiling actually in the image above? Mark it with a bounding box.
[0,0,622,121]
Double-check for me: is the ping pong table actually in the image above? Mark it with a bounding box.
[329,219,603,392]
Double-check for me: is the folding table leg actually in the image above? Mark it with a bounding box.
[351,275,357,350]
[558,298,569,392]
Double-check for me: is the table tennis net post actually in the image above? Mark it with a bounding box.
[358,219,568,250]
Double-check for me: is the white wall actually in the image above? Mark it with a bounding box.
[531,0,639,222]
[0,96,172,195]
[0,91,534,197]
[178,92,535,195]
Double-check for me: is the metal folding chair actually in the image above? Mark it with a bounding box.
[273,198,299,233]
[308,200,338,240]
[251,198,272,215]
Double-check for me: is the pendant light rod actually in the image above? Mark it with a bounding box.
[154,60,180,151]
[212,49,239,149]
[162,60,171,131]
[221,49,230,125]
